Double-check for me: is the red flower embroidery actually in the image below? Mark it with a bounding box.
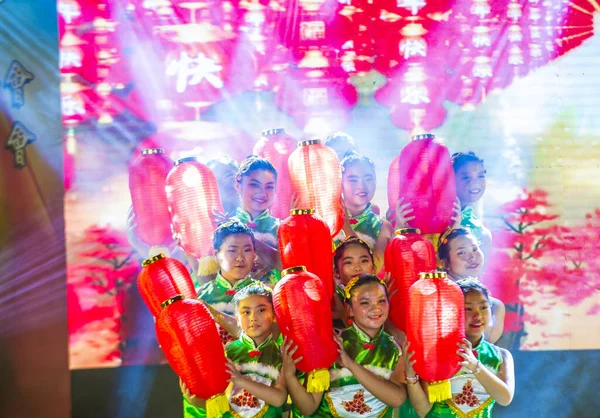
[342,390,372,414]
[248,350,261,357]
[363,343,375,350]
[349,218,358,225]
[225,289,237,296]
[453,381,480,407]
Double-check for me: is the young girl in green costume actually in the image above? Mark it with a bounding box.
[335,153,394,273]
[215,156,282,286]
[402,279,515,418]
[282,274,407,417]
[438,228,505,344]
[183,284,288,417]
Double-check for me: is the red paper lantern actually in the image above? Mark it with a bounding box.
[407,272,465,402]
[129,148,174,253]
[253,128,296,220]
[278,209,334,301]
[273,266,338,392]
[387,134,456,235]
[156,297,229,417]
[384,228,436,333]
[288,140,343,237]
[137,254,197,317]
[165,157,224,259]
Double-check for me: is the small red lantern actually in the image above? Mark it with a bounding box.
[278,209,334,301]
[273,266,338,392]
[407,272,465,402]
[137,254,197,317]
[387,134,456,235]
[288,140,343,238]
[156,297,229,417]
[253,128,296,220]
[128,148,174,255]
[166,157,224,259]
[384,228,436,333]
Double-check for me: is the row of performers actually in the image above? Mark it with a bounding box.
[165,221,515,418]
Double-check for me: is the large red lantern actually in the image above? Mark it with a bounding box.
[137,254,197,317]
[278,209,334,301]
[288,140,343,237]
[273,266,338,392]
[384,228,436,333]
[387,133,456,235]
[128,148,174,255]
[407,272,465,402]
[253,128,296,220]
[156,297,229,417]
[165,157,223,259]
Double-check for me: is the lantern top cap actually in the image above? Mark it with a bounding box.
[419,271,447,279]
[174,156,197,166]
[395,228,421,235]
[411,133,435,141]
[160,294,184,309]
[142,253,166,266]
[262,128,285,136]
[290,209,315,215]
[281,266,307,276]
[298,139,321,147]
[141,148,165,155]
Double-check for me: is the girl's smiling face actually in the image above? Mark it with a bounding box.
[464,290,491,341]
[342,162,376,214]
[347,282,389,338]
[335,243,375,285]
[215,234,255,283]
[455,161,486,207]
[236,169,277,218]
[444,234,484,279]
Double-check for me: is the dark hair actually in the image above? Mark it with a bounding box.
[437,228,477,263]
[340,151,375,174]
[207,154,239,173]
[456,277,491,301]
[325,131,356,149]
[451,151,485,173]
[344,274,388,303]
[236,156,277,182]
[233,284,273,309]
[333,237,374,271]
[213,220,256,252]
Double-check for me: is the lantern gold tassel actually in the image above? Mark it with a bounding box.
[198,255,220,276]
[427,379,452,403]
[307,368,330,393]
[206,392,229,418]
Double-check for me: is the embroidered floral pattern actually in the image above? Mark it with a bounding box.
[453,381,480,407]
[225,289,237,296]
[363,343,375,350]
[218,325,234,345]
[248,350,261,357]
[231,389,260,408]
[341,390,372,415]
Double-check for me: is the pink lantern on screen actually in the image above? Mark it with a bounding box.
[137,254,197,317]
[387,134,456,235]
[407,271,465,402]
[288,140,344,237]
[128,148,174,255]
[253,128,296,220]
[165,157,223,259]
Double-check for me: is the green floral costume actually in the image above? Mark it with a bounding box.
[460,206,484,244]
[334,203,383,250]
[292,324,400,417]
[400,338,503,418]
[184,333,284,418]
[233,208,281,285]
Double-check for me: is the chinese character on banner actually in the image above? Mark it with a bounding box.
[300,21,326,41]
[3,60,35,109]
[5,121,37,169]
[166,51,224,94]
